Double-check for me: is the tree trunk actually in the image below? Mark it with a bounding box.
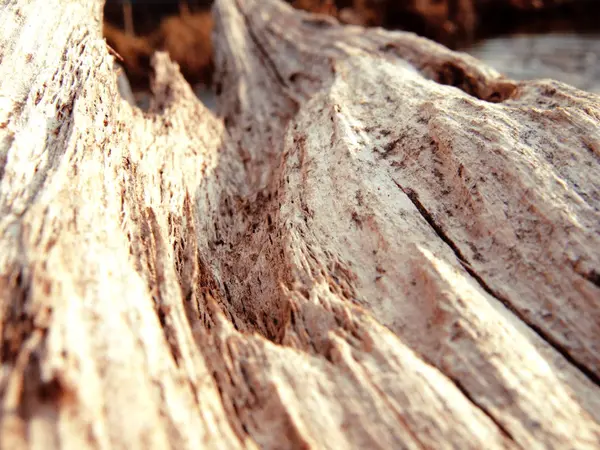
[1,0,599,449]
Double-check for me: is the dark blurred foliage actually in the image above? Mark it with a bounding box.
[105,1,213,35]
[103,0,600,90]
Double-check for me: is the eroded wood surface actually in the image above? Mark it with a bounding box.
[0,0,599,449]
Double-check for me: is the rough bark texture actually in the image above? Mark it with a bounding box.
[1,0,599,449]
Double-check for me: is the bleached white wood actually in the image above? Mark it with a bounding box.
[0,0,598,448]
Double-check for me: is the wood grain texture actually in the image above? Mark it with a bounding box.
[1,0,599,449]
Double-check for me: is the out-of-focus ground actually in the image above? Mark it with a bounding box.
[465,33,600,93]
[103,0,600,107]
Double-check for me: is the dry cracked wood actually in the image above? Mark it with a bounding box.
[1,0,599,449]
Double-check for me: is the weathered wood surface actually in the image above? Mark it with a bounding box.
[1,0,599,449]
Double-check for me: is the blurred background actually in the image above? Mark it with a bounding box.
[103,0,600,108]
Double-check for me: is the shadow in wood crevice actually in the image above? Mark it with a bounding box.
[0,266,35,366]
[400,183,600,389]
[434,60,517,103]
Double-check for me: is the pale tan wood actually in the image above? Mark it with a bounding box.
[0,0,599,449]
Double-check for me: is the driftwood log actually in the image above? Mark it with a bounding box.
[1,0,599,448]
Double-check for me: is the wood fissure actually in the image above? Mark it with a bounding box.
[398,180,600,388]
